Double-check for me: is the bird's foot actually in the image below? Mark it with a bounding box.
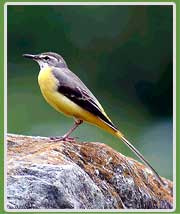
[49,136,78,143]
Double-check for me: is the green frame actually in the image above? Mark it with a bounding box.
[1,0,178,213]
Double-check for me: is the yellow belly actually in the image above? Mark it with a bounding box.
[38,66,116,135]
[38,66,80,116]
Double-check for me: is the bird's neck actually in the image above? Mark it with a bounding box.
[37,61,49,70]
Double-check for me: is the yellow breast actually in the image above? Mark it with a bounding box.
[38,67,90,118]
[38,66,73,116]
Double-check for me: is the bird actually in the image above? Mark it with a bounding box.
[23,51,165,186]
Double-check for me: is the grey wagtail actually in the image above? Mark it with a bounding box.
[23,52,164,186]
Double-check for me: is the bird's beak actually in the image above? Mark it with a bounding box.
[22,54,39,60]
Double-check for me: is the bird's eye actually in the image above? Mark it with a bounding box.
[44,56,50,60]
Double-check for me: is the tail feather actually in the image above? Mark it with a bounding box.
[89,113,165,186]
[115,131,165,186]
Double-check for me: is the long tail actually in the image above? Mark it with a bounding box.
[85,111,165,186]
[114,130,165,186]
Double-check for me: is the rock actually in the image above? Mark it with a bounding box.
[6,134,173,209]
[7,164,105,209]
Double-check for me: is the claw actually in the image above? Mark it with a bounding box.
[49,136,78,142]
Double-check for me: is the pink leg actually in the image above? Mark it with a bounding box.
[50,119,83,142]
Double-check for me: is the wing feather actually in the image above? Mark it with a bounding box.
[53,68,118,131]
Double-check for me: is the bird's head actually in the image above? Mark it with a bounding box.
[23,52,67,69]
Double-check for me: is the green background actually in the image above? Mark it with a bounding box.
[1,0,178,213]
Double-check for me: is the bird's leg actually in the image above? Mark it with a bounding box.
[50,119,83,142]
[62,119,83,140]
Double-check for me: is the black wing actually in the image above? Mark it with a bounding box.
[53,68,117,130]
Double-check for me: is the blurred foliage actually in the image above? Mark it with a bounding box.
[7,5,173,179]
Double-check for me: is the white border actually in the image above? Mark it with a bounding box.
[4,2,176,213]
[3,1,177,5]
